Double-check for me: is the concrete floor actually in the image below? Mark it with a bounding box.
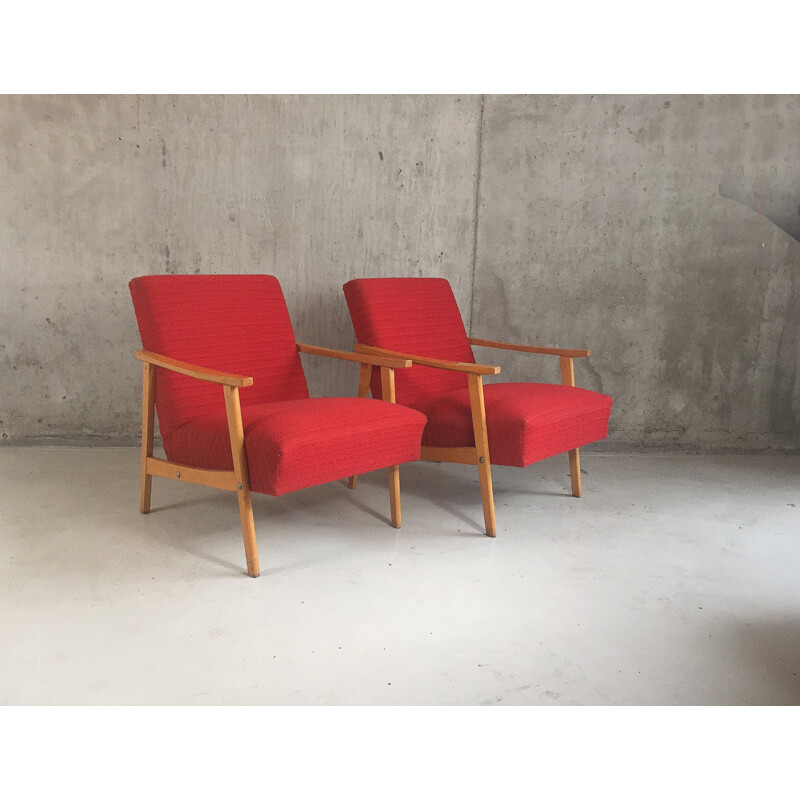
[1,448,798,705]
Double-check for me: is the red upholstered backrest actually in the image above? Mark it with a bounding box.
[343,278,475,406]
[129,275,309,437]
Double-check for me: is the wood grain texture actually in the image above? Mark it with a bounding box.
[467,374,497,537]
[380,367,397,403]
[145,456,239,492]
[388,464,401,528]
[469,337,591,358]
[135,349,253,387]
[139,361,156,513]
[224,385,260,578]
[559,355,583,497]
[297,342,410,369]
[420,446,479,465]
[354,344,500,376]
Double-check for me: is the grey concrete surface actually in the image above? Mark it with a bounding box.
[2,447,799,704]
[2,95,799,451]
[0,95,479,442]
[472,95,800,452]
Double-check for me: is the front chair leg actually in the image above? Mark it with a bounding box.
[388,464,401,528]
[560,355,583,499]
[348,362,374,490]
[467,373,497,537]
[223,385,260,578]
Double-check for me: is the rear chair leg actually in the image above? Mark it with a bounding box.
[140,361,156,514]
[388,465,401,528]
[568,448,582,498]
[348,362,374,490]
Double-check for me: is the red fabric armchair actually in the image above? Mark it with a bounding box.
[343,277,613,537]
[129,275,426,577]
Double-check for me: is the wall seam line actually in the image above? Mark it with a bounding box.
[468,94,485,337]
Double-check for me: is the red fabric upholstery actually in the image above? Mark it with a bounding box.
[165,398,426,497]
[343,278,474,405]
[343,277,613,466]
[130,275,310,438]
[410,383,613,467]
[129,274,426,496]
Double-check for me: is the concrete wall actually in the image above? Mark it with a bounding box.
[472,95,800,451]
[0,95,480,443]
[2,95,799,450]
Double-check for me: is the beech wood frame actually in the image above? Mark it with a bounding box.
[348,339,592,537]
[136,345,412,578]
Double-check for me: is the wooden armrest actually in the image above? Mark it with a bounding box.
[468,337,591,358]
[135,350,254,387]
[296,342,411,368]
[354,344,500,376]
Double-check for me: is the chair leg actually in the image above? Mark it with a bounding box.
[559,356,583,500]
[348,363,374,490]
[476,458,497,537]
[568,447,582,498]
[140,361,156,514]
[235,485,259,577]
[388,465,401,528]
[467,374,497,537]
[224,386,260,578]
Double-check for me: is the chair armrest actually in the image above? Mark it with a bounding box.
[135,349,254,387]
[468,337,591,358]
[296,342,412,368]
[354,344,501,376]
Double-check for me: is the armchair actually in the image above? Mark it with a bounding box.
[342,277,613,537]
[130,275,426,577]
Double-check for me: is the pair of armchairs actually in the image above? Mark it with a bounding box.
[130,275,613,577]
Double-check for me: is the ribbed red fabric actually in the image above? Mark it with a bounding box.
[343,278,474,405]
[130,275,309,438]
[342,276,613,466]
[165,398,426,496]
[129,275,427,496]
[410,383,613,467]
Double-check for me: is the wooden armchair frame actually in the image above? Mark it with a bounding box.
[136,345,411,578]
[349,339,591,538]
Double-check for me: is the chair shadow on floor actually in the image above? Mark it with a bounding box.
[373,460,576,535]
[127,457,583,574]
[131,491,325,578]
[347,464,485,535]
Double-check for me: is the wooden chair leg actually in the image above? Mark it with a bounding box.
[140,361,156,514]
[560,356,583,499]
[348,362,374,490]
[224,386,260,578]
[467,374,497,537]
[568,448,582,498]
[388,464,401,528]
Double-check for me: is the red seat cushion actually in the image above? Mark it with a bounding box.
[410,382,613,467]
[130,275,310,439]
[163,398,427,496]
[343,278,475,406]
